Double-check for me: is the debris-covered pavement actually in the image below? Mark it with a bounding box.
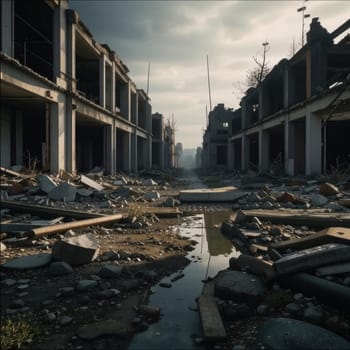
[1,166,350,350]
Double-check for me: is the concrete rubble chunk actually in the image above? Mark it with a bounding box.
[1,253,52,270]
[214,270,267,305]
[0,241,7,251]
[274,243,350,275]
[277,192,296,203]
[253,317,350,350]
[77,188,93,197]
[80,174,104,191]
[38,175,57,193]
[144,191,160,200]
[319,182,339,196]
[143,178,158,186]
[311,193,328,206]
[77,279,98,291]
[49,261,73,276]
[48,182,77,202]
[52,233,100,266]
[77,319,128,340]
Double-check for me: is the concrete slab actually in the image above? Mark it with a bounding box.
[48,182,77,202]
[179,186,246,203]
[80,174,104,191]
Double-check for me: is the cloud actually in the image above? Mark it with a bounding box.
[69,0,346,149]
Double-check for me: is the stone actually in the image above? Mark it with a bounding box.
[60,316,73,326]
[98,265,123,278]
[1,278,16,287]
[52,233,99,266]
[214,270,267,306]
[48,182,77,202]
[277,192,296,203]
[77,319,128,340]
[311,194,328,206]
[253,317,350,350]
[285,303,301,315]
[137,305,161,319]
[76,280,98,291]
[256,304,269,316]
[303,306,323,324]
[77,188,93,197]
[269,227,281,236]
[49,261,73,276]
[2,253,52,270]
[38,175,57,193]
[143,270,158,282]
[10,299,25,308]
[319,183,339,196]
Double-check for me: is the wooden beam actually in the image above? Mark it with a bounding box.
[198,280,227,342]
[28,213,124,238]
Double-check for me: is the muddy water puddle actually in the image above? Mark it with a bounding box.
[129,211,239,350]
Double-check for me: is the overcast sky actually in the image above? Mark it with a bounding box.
[70,1,348,150]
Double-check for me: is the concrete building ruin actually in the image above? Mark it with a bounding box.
[0,0,158,174]
[202,18,350,176]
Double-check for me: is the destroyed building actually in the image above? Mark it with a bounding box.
[203,18,350,175]
[202,103,241,170]
[0,0,176,174]
[151,112,176,169]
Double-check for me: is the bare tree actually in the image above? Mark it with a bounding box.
[233,41,271,98]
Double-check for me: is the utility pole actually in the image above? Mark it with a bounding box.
[297,0,310,47]
[206,55,212,112]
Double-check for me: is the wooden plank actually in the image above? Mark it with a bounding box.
[198,281,226,342]
[270,227,350,253]
[0,217,64,233]
[0,166,23,177]
[29,213,124,238]
[0,200,104,220]
[241,209,350,228]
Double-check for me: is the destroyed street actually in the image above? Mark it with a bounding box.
[1,168,350,350]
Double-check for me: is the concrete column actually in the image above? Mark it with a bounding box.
[120,81,131,121]
[0,107,11,167]
[66,10,76,92]
[283,69,289,109]
[305,110,322,175]
[258,87,264,120]
[147,135,152,169]
[123,132,131,172]
[227,139,234,171]
[241,99,247,129]
[241,133,248,171]
[259,127,269,173]
[50,96,65,172]
[111,63,116,113]
[103,124,113,174]
[15,111,23,165]
[99,54,106,108]
[53,2,67,87]
[131,130,137,173]
[65,97,76,173]
[1,0,14,56]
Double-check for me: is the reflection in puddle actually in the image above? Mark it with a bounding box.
[128,211,238,350]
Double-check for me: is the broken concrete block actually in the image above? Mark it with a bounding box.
[48,182,77,202]
[274,243,350,275]
[77,188,93,197]
[80,174,104,191]
[0,241,7,251]
[77,319,128,340]
[38,175,57,193]
[49,261,73,276]
[214,270,267,306]
[52,233,100,266]
[144,191,160,200]
[1,253,52,270]
[0,190,9,200]
[311,194,328,206]
[164,197,180,207]
[143,178,158,186]
[319,182,339,196]
[180,186,246,203]
[77,279,98,291]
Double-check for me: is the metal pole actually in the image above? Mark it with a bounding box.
[206,55,212,112]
